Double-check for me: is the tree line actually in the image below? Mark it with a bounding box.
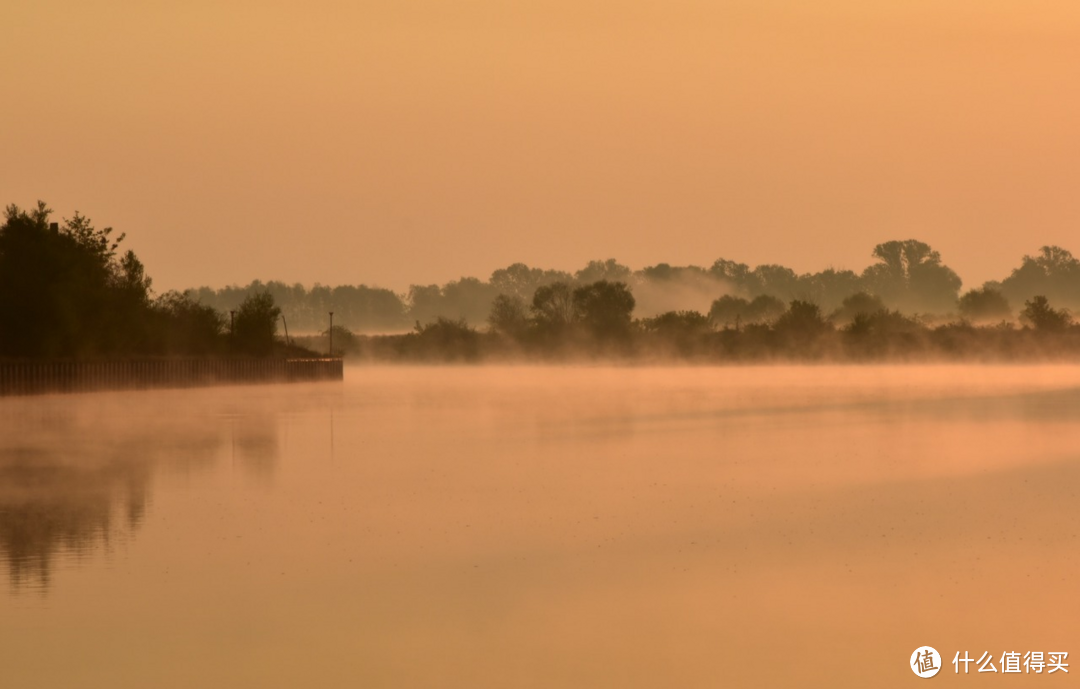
[4,200,1079,362]
[192,240,1080,334]
[0,203,305,359]
[310,276,1077,362]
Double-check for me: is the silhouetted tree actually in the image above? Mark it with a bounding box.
[641,310,710,334]
[233,292,281,356]
[575,259,632,283]
[439,277,499,323]
[709,258,754,290]
[322,324,357,356]
[531,282,576,333]
[774,300,832,339]
[831,292,886,324]
[490,263,572,303]
[796,268,863,312]
[572,280,636,339]
[640,310,711,356]
[843,309,924,358]
[152,291,225,355]
[0,202,151,357]
[707,259,865,312]
[1000,246,1080,312]
[326,284,408,332]
[1020,296,1072,332]
[189,280,408,333]
[637,263,710,283]
[488,294,529,337]
[749,264,799,302]
[404,278,498,326]
[709,294,785,328]
[958,287,1011,323]
[409,317,480,361]
[746,295,787,323]
[709,295,749,328]
[861,240,961,313]
[406,284,443,326]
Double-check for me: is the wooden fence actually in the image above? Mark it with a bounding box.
[0,358,343,396]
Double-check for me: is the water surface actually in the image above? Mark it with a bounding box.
[2,365,1080,687]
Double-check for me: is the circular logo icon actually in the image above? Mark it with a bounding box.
[911,646,942,678]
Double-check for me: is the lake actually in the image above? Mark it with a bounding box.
[2,365,1080,686]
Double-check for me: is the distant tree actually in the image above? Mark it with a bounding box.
[406,284,443,325]
[708,258,754,291]
[323,324,358,355]
[490,263,539,300]
[325,284,408,332]
[831,292,886,324]
[640,310,711,355]
[571,280,636,339]
[1020,296,1072,332]
[709,295,749,328]
[845,309,921,338]
[308,283,333,327]
[410,317,480,361]
[233,292,281,356]
[1000,246,1080,311]
[796,268,863,312]
[195,280,408,333]
[745,295,787,324]
[708,258,838,306]
[438,277,499,324]
[490,263,572,302]
[637,263,710,283]
[773,300,832,339]
[487,294,529,337]
[575,259,631,284]
[958,287,1011,323]
[640,310,711,336]
[709,294,784,328]
[843,309,924,357]
[531,282,576,333]
[749,264,799,302]
[861,240,961,314]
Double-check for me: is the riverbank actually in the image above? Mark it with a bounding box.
[296,322,1080,364]
[0,358,343,396]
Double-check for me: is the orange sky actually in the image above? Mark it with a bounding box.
[4,0,1080,292]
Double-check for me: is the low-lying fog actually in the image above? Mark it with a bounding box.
[2,365,1079,687]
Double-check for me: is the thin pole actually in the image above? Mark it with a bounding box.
[329,311,334,357]
[281,315,291,347]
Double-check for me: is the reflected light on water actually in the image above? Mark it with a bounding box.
[1,365,1079,687]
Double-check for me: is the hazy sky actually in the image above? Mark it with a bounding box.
[4,0,1080,292]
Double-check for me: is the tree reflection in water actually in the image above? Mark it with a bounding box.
[0,394,279,592]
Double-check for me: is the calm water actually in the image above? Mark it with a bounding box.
[2,365,1080,687]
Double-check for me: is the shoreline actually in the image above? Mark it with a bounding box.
[0,358,343,396]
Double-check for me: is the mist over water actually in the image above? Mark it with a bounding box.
[2,366,1080,687]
